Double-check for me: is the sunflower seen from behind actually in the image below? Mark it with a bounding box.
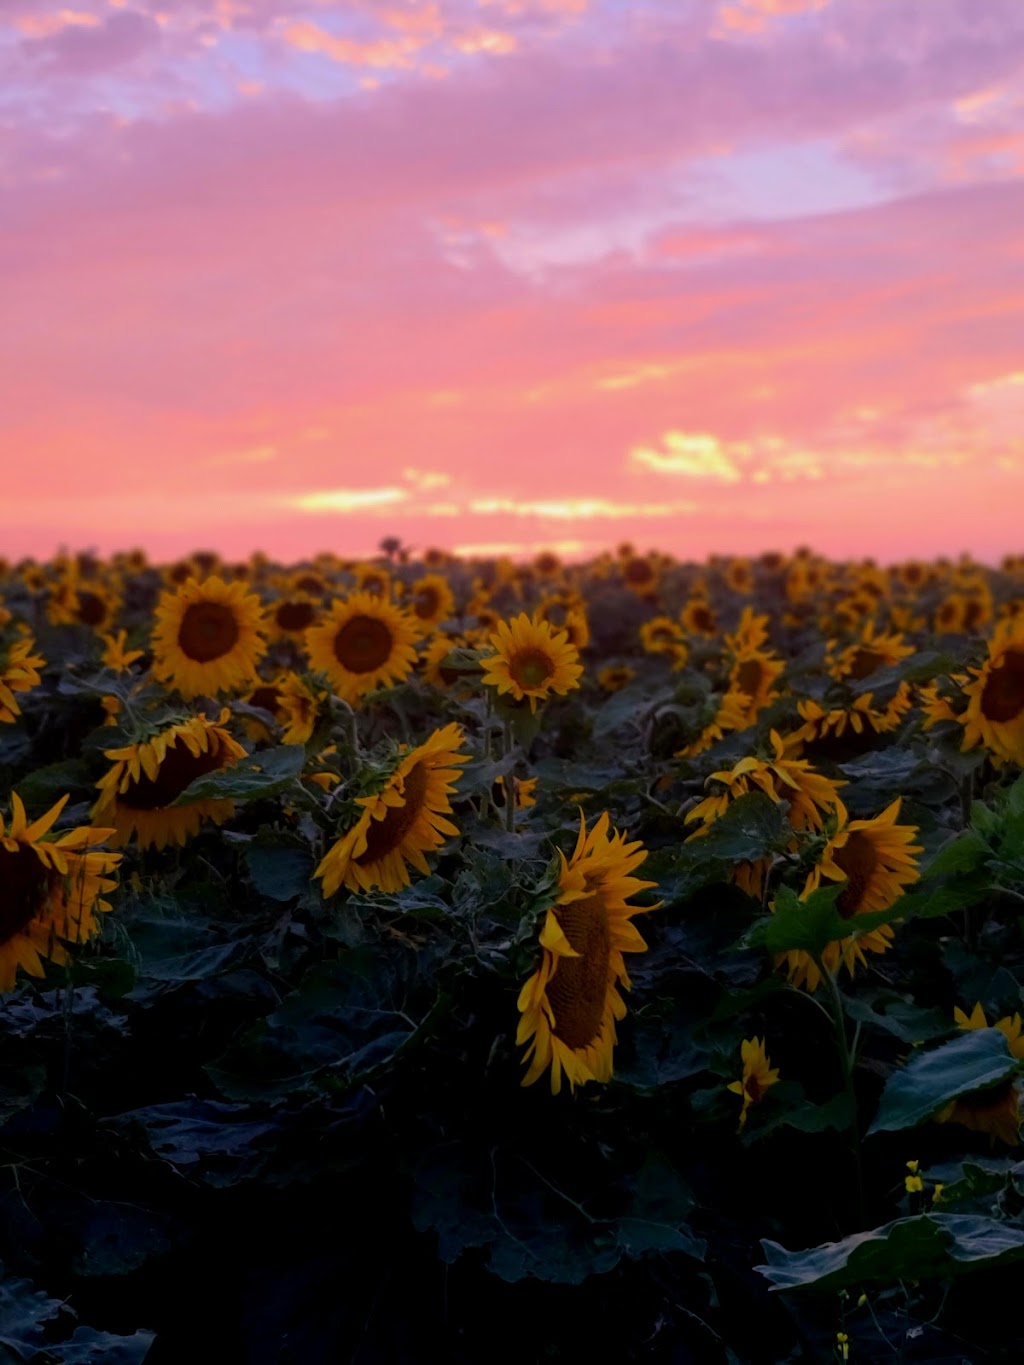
[152,576,268,700]
[316,722,469,896]
[93,710,247,849]
[480,613,583,714]
[0,792,121,992]
[518,811,659,1095]
[935,1004,1024,1147]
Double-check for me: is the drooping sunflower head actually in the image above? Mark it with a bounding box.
[729,648,784,718]
[315,722,469,896]
[152,576,268,700]
[961,618,1024,765]
[93,709,247,849]
[480,613,583,713]
[517,811,660,1094]
[0,792,121,992]
[829,623,913,683]
[779,799,921,991]
[935,1005,1024,1146]
[305,592,419,705]
[726,1036,780,1131]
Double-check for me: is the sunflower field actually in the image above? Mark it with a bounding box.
[2,545,1024,1362]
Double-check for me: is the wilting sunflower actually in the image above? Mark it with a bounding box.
[960,618,1024,765]
[408,573,456,629]
[277,672,326,744]
[724,607,771,655]
[727,1036,780,1131]
[0,792,120,992]
[778,799,922,992]
[152,576,268,700]
[789,686,913,747]
[935,1004,1024,1147]
[93,710,247,849]
[0,635,45,724]
[517,811,659,1094]
[480,613,583,713]
[316,722,469,896]
[306,592,418,705]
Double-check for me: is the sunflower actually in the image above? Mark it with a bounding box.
[493,774,538,813]
[46,575,121,631]
[674,686,750,760]
[152,576,268,700]
[480,613,583,713]
[562,607,591,652]
[640,616,686,657]
[0,792,121,992]
[270,594,320,640]
[277,672,326,744]
[316,722,469,896]
[620,554,660,597]
[777,799,922,992]
[789,686,913,746]
[685,733,844,899]
[724,558,754,595]
[727,1037,780,1131]
[681,599,718,638]
[0,635,45,724]
[93,710,247,849]
[517,811,659,1094]
[597,664,635,694]
[935,1004,1024,1147]
[289,569,329,598]
[408,573,456,629]
[730,648,784,720]
[353,563,392,599]
[100,630,144,673]
[420,634,473,690]
[306,592,418,705]
[724,607,771,654]
[829,623,913,684]
[960,618,1024,765]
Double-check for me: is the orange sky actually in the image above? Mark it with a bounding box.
[2,0,1023,562]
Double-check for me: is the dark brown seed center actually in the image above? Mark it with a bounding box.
[119,738,225,811]
[833,830,879,918]
[545,894,611,1050]
[333,616,393,673]
[509,647,555,690]
[275,600,316,633]
[356,762,429,865]
[981,649,1024,724]
[0,846,55,944]
[178,602,241,663]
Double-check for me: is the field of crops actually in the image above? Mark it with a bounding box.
[1,544,1023,1362]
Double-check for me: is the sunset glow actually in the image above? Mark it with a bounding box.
[2,0,1022,561]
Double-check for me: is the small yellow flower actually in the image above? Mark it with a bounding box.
[727,1036,779,1131]
[836,1331,850,1362]
[100,630,144,673]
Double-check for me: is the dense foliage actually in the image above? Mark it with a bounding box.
[1,545,1023,1363]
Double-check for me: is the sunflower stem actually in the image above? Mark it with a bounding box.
[502,719,515,833]
[814,953,866,1229]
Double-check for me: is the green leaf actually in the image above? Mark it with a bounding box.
[37,1327,156,1364]
[687,791,788,866]
[868,1027,1022,1135]
[173,744,305,803]
[757,1214,1024,1292]
[244,840,315,902]
[743,882,902,957]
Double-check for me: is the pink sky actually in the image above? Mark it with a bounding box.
[2,0,1023,563]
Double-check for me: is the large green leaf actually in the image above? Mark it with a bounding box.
[868,1027,1022,1135]
[743,882,901,956]
[757,1214,1024,1292]
[173,744,305,803]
